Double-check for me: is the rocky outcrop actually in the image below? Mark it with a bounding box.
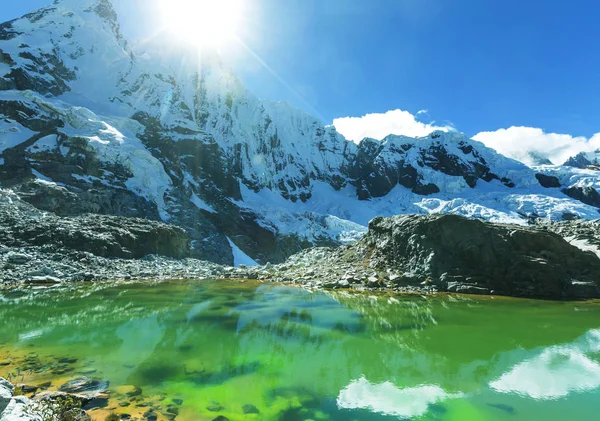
[1,377,42,421]
[362,214,600,298]
[1,378,96,421]
[562,186,600,208]
[535,173,561,188]
[0,190,190,259]
[253,215,600,299]
[2,207,600,300]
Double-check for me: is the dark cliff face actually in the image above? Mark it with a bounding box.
[347,132,517,200]
[562,186,600,209]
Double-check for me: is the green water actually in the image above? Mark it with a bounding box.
[1,281,600,421]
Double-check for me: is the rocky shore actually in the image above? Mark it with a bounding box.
[1,189,600,299]
[1,374,182,421]
[255,215,600,299]
[0,187,600,299]
[1,376,94,421]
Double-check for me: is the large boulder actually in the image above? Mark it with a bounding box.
[363,214,600,299]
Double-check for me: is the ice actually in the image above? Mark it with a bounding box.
[226,237,258,267]
[190,192,216,214]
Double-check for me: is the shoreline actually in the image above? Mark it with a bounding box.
[2,275,600,304]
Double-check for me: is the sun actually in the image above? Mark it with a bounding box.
[158,0,245,49]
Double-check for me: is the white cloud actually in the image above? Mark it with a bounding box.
[490,329,600,400]
[337,377,460,418]
[333,108,600,166]
[473,126,600,166]
[333,109,453,143]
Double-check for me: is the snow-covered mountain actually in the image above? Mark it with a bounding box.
[564,151,600,170]
[1,0,599,265]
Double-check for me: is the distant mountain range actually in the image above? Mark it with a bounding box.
[1,0,599,265]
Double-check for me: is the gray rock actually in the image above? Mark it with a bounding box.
[6,252,31,264]
[1,377,42,421]
[59,377,109,394]
[1,377,13,414]
[362,214,600,299]
[25,276,62,285]
[0,193,191,260]
[447,282,490,295]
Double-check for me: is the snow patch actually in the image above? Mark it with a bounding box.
[226,237,258,267]
[0,62,11,77]
[0,119,35,155]
[71,173,121,189]
[26,134,58,153]
[31,168,58,185]
[190,192,216,213]
[565,236,600,258]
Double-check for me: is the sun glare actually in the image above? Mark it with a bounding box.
[158,0,245,49]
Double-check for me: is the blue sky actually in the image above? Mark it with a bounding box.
[2,0,600,164]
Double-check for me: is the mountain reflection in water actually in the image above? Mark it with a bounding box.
[0,280,599,421]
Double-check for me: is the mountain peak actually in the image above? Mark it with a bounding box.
[52,0,122,40]
[52,0,113,9]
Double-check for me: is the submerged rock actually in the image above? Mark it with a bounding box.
[207,402,225,412]
[143,409,158,421]
[242,404,260,414]
[16,383,38,394]
[59,377,109,394]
